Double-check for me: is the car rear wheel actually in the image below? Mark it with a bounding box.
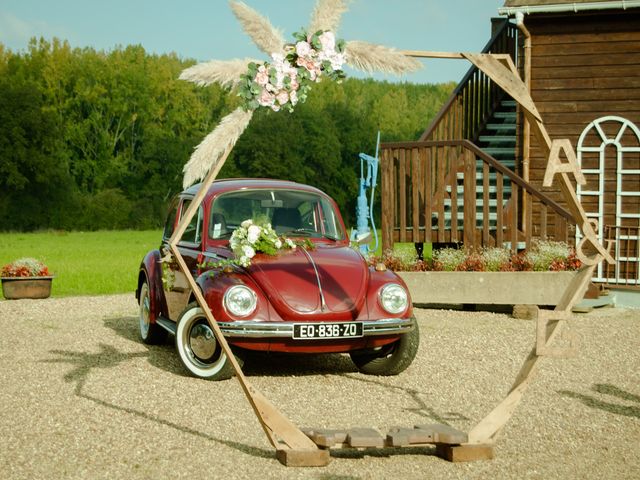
[139,281,167,345]
[349,320,419,376]
[175,302,241,380]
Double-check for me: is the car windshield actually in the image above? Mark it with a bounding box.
[209,189,345,241]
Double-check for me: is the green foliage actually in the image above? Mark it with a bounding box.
[0,230,161,297]
[0,37,454,231]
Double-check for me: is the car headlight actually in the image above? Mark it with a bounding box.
[379,284,408,314]
[223,285,257,317]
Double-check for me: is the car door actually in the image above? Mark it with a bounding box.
[162,197,204,320]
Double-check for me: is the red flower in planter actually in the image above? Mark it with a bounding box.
[1,258,51,277]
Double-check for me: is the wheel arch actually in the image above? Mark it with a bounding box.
[137,249,168,323]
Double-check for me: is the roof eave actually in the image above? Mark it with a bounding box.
[499,0,640,16]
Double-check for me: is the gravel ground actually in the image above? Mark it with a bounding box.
[0,294,638,480]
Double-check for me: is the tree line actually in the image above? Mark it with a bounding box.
[0,38,453,231]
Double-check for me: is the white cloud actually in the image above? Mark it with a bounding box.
[0,11,70,50]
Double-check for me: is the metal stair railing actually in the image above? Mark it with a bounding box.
[419,19,519,144]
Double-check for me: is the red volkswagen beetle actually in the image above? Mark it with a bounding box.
[136,179,418,380]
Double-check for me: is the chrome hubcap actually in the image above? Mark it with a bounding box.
[189,323,216,360]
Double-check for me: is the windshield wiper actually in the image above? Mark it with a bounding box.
[281,228,339,241]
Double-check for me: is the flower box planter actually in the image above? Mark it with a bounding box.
[398,271,579,306]
[1,276,54,300]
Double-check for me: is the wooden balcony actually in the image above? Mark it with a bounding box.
[379,140,574,252]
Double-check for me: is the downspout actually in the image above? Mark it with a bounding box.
[516,12,532,234]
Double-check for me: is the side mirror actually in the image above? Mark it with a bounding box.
[356,232,372,245]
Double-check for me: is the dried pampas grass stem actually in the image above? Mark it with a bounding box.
[230,1,285,56]
[179,58,261,88]
[309,0,348,34]
[345,40,422,75]
[182,108,254,188]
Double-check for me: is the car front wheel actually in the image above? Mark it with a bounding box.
[175,303,241,380]
[349,320,420,376]
[139,281,167,345]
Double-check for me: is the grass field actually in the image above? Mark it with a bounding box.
[0,230,162,298]
[0,229,424,299]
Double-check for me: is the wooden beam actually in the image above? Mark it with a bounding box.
[401,50,465,59]
[167,149,320,455]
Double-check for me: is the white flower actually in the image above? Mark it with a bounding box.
[241,219,253,228]
[285,238,296,249]
[242,244,256,259]
[247,225,261,244]
[274,239,282,249]
[318,31,336,53]
[295,41,313,58]
[329,52,346,71]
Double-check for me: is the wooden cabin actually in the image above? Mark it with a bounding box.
[380,0,639,288]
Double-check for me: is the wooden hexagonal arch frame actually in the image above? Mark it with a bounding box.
[165,50,614,466]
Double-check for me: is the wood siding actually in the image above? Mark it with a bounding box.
[525,12,640,235]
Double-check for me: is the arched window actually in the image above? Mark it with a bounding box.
[577,116,640,285]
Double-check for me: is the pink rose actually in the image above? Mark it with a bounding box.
[254,65,269,86]
[257,89,275,107]
[276,90,289,105]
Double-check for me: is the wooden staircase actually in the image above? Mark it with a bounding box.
[379,20,575,252]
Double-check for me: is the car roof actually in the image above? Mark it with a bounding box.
[182,178,328,198]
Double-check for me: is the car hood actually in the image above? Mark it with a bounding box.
[248,245,368,321]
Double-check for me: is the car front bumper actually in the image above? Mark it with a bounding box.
[216,317,415,338]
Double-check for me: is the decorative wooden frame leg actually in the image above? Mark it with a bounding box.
[166,149,328,466]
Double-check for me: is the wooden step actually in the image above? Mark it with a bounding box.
[302,424,468,449]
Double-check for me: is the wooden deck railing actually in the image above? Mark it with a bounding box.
[380,140,574,252]
[419,19,519,143]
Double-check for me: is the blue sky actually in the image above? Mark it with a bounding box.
[0,0,506,84]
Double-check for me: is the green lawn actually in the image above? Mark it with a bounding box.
[0,230,162,298]
[0,229,426,299]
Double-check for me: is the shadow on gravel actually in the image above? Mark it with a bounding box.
[105,315,360,378]
[41,321,273,461]
[340,374,470,425]
[103,315,186,377]
[338,374,470,426]
[558,383,640,419]
[242,350,359,377]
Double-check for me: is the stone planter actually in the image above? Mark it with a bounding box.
[398,271,579,306]
[1,276,54,300]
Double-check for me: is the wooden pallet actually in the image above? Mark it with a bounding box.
[286,424,494,464]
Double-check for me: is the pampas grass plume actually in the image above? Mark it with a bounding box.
[309,0,348,34]
[179,58,260,88]
[230,1,285,56]
[183,108,254,188]
[345,40,422,75]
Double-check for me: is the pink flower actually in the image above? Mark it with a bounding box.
[297,57,320,80]
[254,65,269,86]
[257,89,275,107]
[276,90,289,105]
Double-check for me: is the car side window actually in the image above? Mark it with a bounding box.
[179,200,203,245]
[162,201,179,241]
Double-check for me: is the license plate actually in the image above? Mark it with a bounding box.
[293,322,363,340]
